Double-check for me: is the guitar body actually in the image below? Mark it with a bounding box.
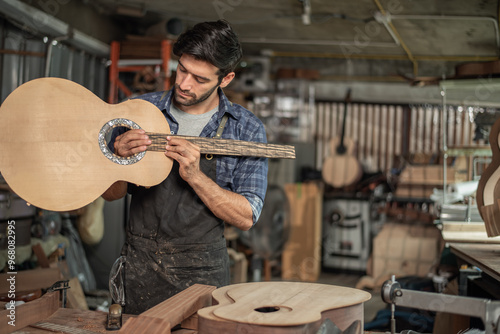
[197,282,371,333]
[0,77,173,212]
[477,117,500,237]
[322,137,362,188]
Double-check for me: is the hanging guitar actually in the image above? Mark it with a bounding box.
[322,88,362,188]
[0,78,295,212]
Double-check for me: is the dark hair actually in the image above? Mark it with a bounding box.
[173,20,243,81]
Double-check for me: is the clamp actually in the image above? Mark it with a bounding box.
[382,276,500,334]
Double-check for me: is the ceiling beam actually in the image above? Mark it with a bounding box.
[0,0,109,57]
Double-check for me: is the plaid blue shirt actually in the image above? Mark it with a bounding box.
[132,88,268,224]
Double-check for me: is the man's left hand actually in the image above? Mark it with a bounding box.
[164,136,202,182]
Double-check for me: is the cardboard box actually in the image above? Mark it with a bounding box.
[281,182,322,282]
[370,222,443,279]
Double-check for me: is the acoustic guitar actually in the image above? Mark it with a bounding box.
[197,281,371,334]
[322,89,362,188]
[0,78,295,212]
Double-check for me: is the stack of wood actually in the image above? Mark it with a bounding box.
[396,164,456,199]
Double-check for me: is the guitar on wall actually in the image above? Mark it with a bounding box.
[0,78,295,212]
[321,88,362,188]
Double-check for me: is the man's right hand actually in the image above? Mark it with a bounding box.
[113,129,152,157]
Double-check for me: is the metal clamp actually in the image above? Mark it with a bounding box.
[48,280,70,308]
[381,277,500,334]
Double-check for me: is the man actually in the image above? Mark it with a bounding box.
[102,20,268,314]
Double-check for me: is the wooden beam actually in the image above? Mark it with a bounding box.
[121,284,216,333]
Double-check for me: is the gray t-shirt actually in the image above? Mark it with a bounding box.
[170,103,218,136]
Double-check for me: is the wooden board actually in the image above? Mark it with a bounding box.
[0,291,59,334]
[120,315,171,334]
[441,222,500,244]
[119,284,216,333]
[140,283,216,328]
[449,243,500,282]
[197,282,371,334]
[27,307,136,333]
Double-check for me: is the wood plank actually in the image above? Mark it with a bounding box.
[140,284,216,329]
[148,134,296,159]
[0,291,59,334]
[441,222,500,244]
[120,315,171,334]
[32,243,50,268]
[29,306,136,333]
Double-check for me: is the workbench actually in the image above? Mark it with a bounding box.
[449,242,500,299]
[11,308,136,333]
[449,243,500,282]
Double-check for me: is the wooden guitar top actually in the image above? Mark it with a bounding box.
[0,77,172,211]
[198,281,371,331]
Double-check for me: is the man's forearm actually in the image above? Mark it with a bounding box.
[102,181,128,201]
[189,173,254,231]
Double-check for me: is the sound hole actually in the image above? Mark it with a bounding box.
[98,118,145,165]
[254,306,280,313]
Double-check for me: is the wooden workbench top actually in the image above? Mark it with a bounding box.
[12,307,131,333]
[449,242,500,282]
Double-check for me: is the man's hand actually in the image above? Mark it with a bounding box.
[114,129,151,157]
[164,135,253,231]
[164,136,202,182]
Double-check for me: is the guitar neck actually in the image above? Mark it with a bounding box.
[146,133,296,159]
[336,88,352,154]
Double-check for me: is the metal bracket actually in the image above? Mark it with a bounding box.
[48,280,70,308]
[382,278,500,334]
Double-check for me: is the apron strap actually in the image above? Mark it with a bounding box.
[159,90,169,102]
[215,114,229,139]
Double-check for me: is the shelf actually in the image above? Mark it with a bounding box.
[446,146,492,157]
[108,39,172,104]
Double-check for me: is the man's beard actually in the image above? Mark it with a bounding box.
[174,83,218,107]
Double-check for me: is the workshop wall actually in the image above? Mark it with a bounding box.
[0,18,107,101]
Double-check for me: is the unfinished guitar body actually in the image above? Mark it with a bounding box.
[197,282,371,334]
[477,116,500,237]
[0,77,173,211]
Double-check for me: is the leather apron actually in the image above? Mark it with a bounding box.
[121,118,230,315]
